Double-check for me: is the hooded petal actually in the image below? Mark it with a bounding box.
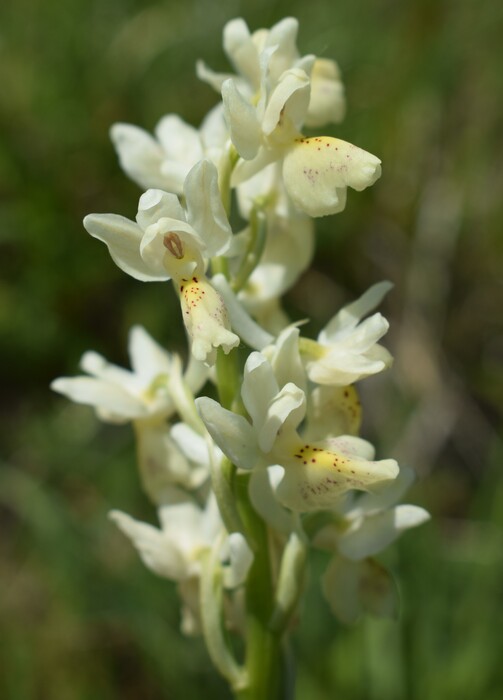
[259,382,306,454]
[262,68,310,137]
[264,326,306,393]
[136,189,185,231]
[241,352,279,427]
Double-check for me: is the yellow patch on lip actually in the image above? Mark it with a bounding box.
[273,437,398,512]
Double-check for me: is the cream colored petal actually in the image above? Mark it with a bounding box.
[339,505,431,560]
[259,382,306,454]
[200,103,228,152]
[80,350,138,391]
[223,18,260,88]
[282,137,381,217]
[241,352,279,428]
[320,281,393,341]
[110,123,165,190]
[196,397,258,470]
[265,17,300,83]
[222,79,261,160]
[184,160,232,257]
[196,59,234,92]
[128,325,174,381]
[154,114,203,168]
[262,68,310,136]
[305,59,346,128]
[136,189,185,231]
[51,376,145,420]
[110,510,188,581]
[231,146,279,186]
[135,423,204,503]
[84,213,168,282]
[307,345,389,386]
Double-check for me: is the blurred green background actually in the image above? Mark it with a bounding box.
[1,0,502,697]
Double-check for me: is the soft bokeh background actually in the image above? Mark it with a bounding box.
[1,0,502,697]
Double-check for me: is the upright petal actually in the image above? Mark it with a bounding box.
[223,18,260,89]
[241,352,279,427]
[184,160,232,257]
[155,115,203,170]
[128,325,174,380]
[320,281,393,342]
[110,123,165,190]
[265,17,300,83]
[222,79,262,160]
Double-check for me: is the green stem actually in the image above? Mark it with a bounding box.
[216,346,240,411]
[234,474,282,700]
[232,206,268,293]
